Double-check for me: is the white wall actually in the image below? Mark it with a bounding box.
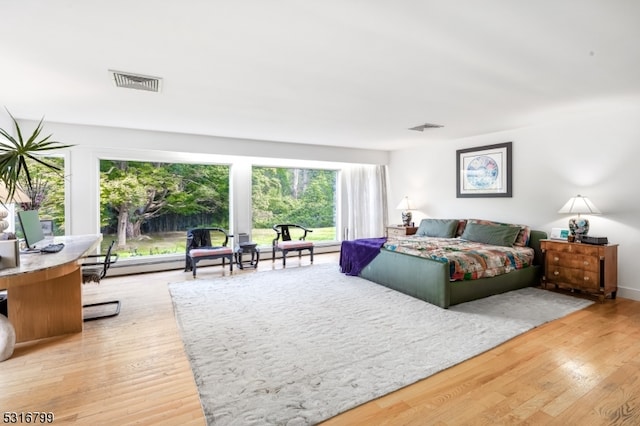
[388,101,640,300]
[16,120,389,241]
[0,114,11,134]
[0,113,18,232]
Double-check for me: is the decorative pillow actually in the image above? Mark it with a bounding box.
[416,219,459,238]
[455,219,467,237]
[466,219,531,247]
[460,222,521,247]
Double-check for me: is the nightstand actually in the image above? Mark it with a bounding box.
[386,226,418,238]
[540,239,618,302]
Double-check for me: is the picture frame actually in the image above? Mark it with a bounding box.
[550,227,570,241]
[456,142,512,198]
[40,220,54,236]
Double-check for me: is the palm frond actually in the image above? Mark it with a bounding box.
[0,108,74,203]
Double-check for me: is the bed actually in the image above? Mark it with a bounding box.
[356,219,547,308]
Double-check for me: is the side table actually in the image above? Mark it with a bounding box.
[235,242,260,269]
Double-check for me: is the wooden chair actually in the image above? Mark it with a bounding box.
[82,240,120,321]
[185,227,234,277]
[272,224,314,267]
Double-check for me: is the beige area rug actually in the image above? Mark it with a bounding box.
[169,263,593,425]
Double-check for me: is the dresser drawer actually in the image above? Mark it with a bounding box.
[387,227,406,238]
[546,252,599,272]
[546,266,600,291]
[541,241,600,256]
[386,226,417,237]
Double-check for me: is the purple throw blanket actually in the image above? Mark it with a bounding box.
[339,237,387,276]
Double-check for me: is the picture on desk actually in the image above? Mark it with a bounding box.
[550,227,570,241]
[40,220,54,236]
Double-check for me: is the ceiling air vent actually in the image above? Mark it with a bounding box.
[409,123,444,132]
[109,70,162,92]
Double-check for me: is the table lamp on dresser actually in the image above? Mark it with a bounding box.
[558,194,601,242]
[396,196,413,226]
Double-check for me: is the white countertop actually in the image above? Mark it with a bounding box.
[0,234,102,281]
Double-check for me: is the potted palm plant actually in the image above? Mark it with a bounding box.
[0,109,73,204]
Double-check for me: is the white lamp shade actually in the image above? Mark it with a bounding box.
[396,196,412,210]
[558,195,601,215]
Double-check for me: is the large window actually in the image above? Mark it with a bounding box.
[252,166,337,245]
[99,160,229,258]
[13,155,66,237]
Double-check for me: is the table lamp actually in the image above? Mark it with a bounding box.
[558,194,601,241]
[396,196,413,226]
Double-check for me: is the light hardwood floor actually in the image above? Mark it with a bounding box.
[2,253,639,425]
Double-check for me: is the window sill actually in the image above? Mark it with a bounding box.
[107,241,341,276]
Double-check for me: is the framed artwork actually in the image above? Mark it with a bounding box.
[40,220,54,236]
[456,142,512,198]
[550,227,570,241]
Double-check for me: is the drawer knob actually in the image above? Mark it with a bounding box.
[554,271,559,276]
[584,276,590,281]
[584,261,589,266]
[554,256,559,262]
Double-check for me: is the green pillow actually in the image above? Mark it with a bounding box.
[416,219,459,238]
[460,222,521,247]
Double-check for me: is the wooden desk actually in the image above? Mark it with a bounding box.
[0,234,102,343]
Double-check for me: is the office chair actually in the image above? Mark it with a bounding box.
[82,240,120,321]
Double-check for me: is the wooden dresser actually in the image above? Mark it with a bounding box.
[540,239,618,302]
[386,226,418,238]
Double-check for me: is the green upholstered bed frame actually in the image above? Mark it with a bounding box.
[359,230,547,309]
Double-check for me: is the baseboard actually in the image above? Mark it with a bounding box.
[616,286,640,301]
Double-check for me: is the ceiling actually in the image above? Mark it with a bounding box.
[1,1,639,151]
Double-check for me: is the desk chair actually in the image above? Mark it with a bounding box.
[82,240,120,321]
[272,224,314,267]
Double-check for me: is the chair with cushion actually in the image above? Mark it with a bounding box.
[185,227,234,277]
[82,240,120,321]
[272,224,314,267]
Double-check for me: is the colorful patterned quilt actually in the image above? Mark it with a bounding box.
[384,236,534,281]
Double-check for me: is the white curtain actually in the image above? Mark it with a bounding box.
[342,164,388,240]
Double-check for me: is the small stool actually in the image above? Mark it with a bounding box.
[235,243,260,269]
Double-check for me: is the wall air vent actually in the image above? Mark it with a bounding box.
[409,123,444,132]
[109,70,162,92]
